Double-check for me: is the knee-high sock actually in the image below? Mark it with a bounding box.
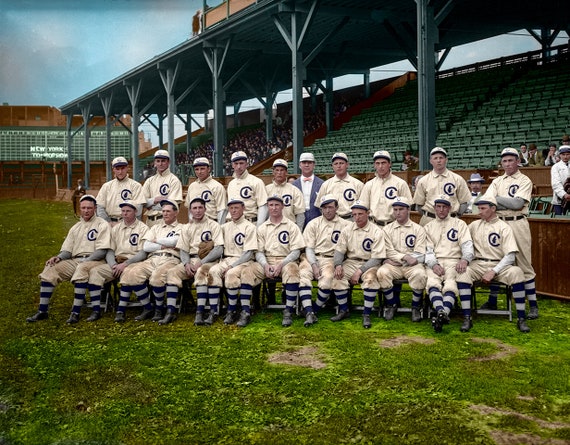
[117,286,132,313]
[442,291,456,315]
[71,282,88,314]
[153,285,166,309]
[429,287,444,312]
[315,288,331,311]
[412,290,423,308]
[134,283,153,310]
[225,287,239,311]
[457,282,472,317]
[299,286,314,312]
[487,283,500,305]
[196,285,208,312]
[525,279,537,307]
[284,283,299,313]
[335,289,349,312]
[240,284,253,313]
[363,288,377,315]
[208,286,220,313]
[88,284,102,312]
[383,287,398,306]
[512,283,526,319]
[165,284,179,311]
[39,281,55,312]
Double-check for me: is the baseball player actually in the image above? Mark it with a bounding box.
[251,195,306,327]
[292,152,324,229]
[266,159,305,229]
[424,195,474,333]
[332,200,386,329]
[550,145,570,215]
[117,199,182,322]
[96,156,145,225]
[315,152,364,219]
[67,201,149,323]
[26,195,111,322]
[459,195,530,333]
[163,197,224,325]
[359,150,412,227]
[142,150,183,227]
[210,197,259,327]
[298,194,350,325]
[465,173,485,214]
[480,147,538,320]
[185,157,227,224]
[413,147,471,226]
[226,151,268,226]
[376,197,427,322]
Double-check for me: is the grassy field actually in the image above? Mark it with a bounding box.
[1,199,569,445]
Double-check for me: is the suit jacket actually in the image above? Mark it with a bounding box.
[293,175,324,229]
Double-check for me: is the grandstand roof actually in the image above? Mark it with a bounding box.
[60,0,570,117]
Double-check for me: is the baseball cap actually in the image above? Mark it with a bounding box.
[112,156,128,168]
[188,196,205,207]
[475,195,497,207]
[266,194,284,203]
[559,145,570,154]
[193,157,210,167]
[373,150,391,161]
[467,173,485,183]
[272,159,288,169]
[433,195,451,206]
[231,151,248,162]
[299,152,315,162]
[79,194,96,204]
[154,149,170,159]
[500,147,519,158]
[430,147,447,157]
[119,202,137,210]
[318,194,338,208]
[331,152,349,163]
[391,196,411,208]
[227,197,245,206]
[160,199,179,210]
[350,200,368,211]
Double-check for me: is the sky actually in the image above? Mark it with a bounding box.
[1,1,567,140]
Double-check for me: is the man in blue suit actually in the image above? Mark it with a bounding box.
[292,152,324,229]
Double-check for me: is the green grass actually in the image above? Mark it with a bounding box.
[1,199,569,444]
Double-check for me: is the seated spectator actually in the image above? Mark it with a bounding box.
[527,143,544,166]
[544,143,559,167]
[401,151,419,171]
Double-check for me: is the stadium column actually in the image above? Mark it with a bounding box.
[79,104,92,189]
[65,113,73,189]
[325,77,333,132]
[125,79,142,180]
[158,60,182,173]
[100,95,113,182]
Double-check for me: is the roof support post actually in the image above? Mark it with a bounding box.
[417,0,437,170]
[65,114,74,189]
[290,10,305,173]
[234,101,242,129]
[158,61,182,172]
[264,88,277,142]
[364,71,371,99]
[158,115,164,153]
[124,79,142,180]
[79,104,92,188]
[324,76,333,133]
[100,94,114,181]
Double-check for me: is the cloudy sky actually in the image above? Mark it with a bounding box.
[0,0,564,112]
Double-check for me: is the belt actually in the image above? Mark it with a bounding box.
[499,215,525,221]
[147,214,163,221]
[151,252,178,258]
[318,255,334,258]
[110,217,122,222]
[74,254,90,259]
[247,217,258,223]
[424,211,458,218]
[475,258,498,262]
[370,217,387,226]
[340,214,352,219]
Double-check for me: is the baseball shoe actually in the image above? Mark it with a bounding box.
[86,311,101,322]
[431,311,444,333]
[362,314,372,329]
[223,310,238,325]
[527,306,539,320]
[479,301,497,310]
[114,312,126,323]
[384,305,397,321]
[151,308,164,322]
[158,310,177,325]
[194,311,205,326]
[26,311,48,323]
[134,308,154,321]
[517,318,530,333]
[411,307,422,322]
[236,310,251,327]
[66,312,79,324]
[204,310,217,326]
[330,309,350,322]
[282,309,293,327]
[460,316,473,332]
[304,311,318,327]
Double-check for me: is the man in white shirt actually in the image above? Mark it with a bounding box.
[551,145,570,215]
[292,152,324,229]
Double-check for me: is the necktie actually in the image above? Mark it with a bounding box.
[303,177,312,182]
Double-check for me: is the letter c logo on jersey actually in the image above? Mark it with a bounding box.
[201,231,212,242]
[405,234,416,249]
[201,190,212,203]
[159,184,170,196]
[446,228,458,242]
[282,194,292,207]
[443,183,456,196]
[240,186,253,199]
[166,231,176,238]
[331,230,341,244]
[362,238,373,252]
[234,232,245,246]
[343,188,357,202]
[87,229,98,241]
[278,231,290,245]
[121,189,133,200]
[488,232,501,247]
[508,184,519,198]
[385,186,397,200]
[129,233,139,246]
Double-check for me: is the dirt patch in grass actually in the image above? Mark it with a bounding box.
[378,335,436,348]
[268,346,326,369]
[469,337,519,361]
[471,404,570,429]
[489,431,570,445]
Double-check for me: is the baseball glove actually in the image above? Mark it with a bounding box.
[198,240,214,259]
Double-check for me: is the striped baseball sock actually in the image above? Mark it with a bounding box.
[134,283,153,310]
[117,286,131,313]
[335,289,349,312]
[39,281,55,313]
[315,288,331,311]
[196,285,208,312]
[383,287,396,306]
[442,291,456,315]
[412,290,423,308]
[71,282,88,314]
[153,285,166,310]
[429,287,444,312]
[457,282,472,317]
[225,287,239,312]
[299,286,314,312]
[525,279,538,307]
[363,288,377,315]
[208,286,220,313]
[88,284,102,312]
[165,284,179,312]
[284,283,299,313]
[512,283,526,319]
[240,284,253,313]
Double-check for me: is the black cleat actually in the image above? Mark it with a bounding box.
[26,311,48,323]
[330,309,350,322]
